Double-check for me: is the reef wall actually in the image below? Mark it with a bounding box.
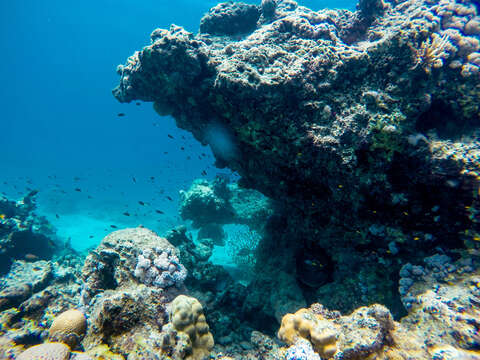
[113,0,480,318]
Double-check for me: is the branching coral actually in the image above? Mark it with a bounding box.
[412,33,452,73]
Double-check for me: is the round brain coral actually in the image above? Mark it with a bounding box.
[48,309,87,349]
[17,342,71,360]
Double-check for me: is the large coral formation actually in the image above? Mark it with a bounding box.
[0,191,57,274]
[278,252,480,359]
[179,177,272,231]
[113,0,480,324]
[166,295,214,360]
[80,228,186,356]
[17,342,72,360]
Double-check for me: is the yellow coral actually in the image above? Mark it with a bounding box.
[170,295,214,360]
[278,308,338,358]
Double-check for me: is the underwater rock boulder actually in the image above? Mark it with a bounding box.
[0,192,57,274]
[179,178,273,231]
[0,260,52,311]
[399,252,480,352]
[199,2,261,36]
[80,227,187,355]
[80,227,183,304]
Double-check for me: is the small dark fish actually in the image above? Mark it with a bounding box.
[237,248,254,257]
[25,253,39,261]
[167,134,174,139]
[75,188,81,192]
[187,156,191,160]
[110,225,118,229]
[132,177,137,183]
[87,195,93,199]
[138,201,146,206]
[201,153,206,157]
[201,170,207,176]
[136,102,141,106]
[123,212,131,216]
[163,151,168,155]
[155,210,164,214]
[117,113,125,117]
[181,136,186,139]
[55,214,60,219]
[89,235,94,238]
[150,176,155,181]
[166,196,173,201]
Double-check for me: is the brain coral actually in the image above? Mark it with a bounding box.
[48,309,87,349]
[17,342,71,360]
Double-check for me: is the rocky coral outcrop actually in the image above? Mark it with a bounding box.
[79,227,189,356]
[179,177,272,231]
[113,0,480,322]
[0,191,58,274]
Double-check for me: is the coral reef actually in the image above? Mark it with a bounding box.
[0,191,58,274]
[16,342,93,360]
[113,0,480,324]
[179,177,272,231]
[80,227,186,356]
[199,2,261,36]
[278,252,480,359]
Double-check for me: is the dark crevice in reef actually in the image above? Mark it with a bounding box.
[416,99,480,140]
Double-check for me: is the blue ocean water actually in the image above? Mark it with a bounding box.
[0,0,356,251]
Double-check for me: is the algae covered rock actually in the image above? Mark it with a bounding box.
[80,227,185,356]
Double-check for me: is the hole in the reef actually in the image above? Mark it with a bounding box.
[295,244,333,288]
[13,332,43,346]
[99,263,117,290]
[416,99,478,139]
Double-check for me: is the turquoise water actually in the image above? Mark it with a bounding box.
[0,0,356,251]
